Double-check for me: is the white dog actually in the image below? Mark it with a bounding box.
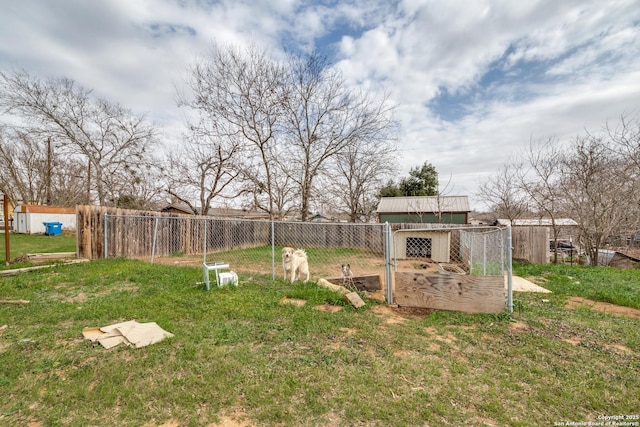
[341,264,353,280]
[282,247,309,283]
[341,264,354,286]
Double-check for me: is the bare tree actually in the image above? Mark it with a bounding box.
[0,71,158,206]
[478,161,529,224]
[282,52,397,221]
[327,138,397,222]
[166,128,244,216]
[517,137,566,263]
[605,113,640,170]
[106,158,167,210]
[232,143,301,219]
[179,44,287,219]
[560,133,637,266]
[0,127,46,203]
[0,127,87,206]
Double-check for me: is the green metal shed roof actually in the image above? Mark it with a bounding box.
[377,196,470,213]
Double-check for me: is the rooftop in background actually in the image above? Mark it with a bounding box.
[377,196,470,213]
[161,203,270,219]
[496,218,578,227]
[15,204,75,214]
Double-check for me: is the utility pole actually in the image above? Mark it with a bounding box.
[46,137,52,205]
[86,159,91,205]
[3,193,9,265]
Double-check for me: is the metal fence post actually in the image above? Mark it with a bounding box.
[500,230,505,274]
[483,234,487,275]
[384,222,393,304]
[104,214,108,259]
[203,218,207,264]
[506,224,513,314]
[150,217,159,264]
[469,232,474,275]
[271,219,275,280]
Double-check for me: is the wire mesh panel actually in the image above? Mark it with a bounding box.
[202,218,272,277]
[458,227,507,276]
[392,225,508,276]
[103,213,511,311]
[273,221,386,280]
[104,214,387,282]
[390,224,513,312]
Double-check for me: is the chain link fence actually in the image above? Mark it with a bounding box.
[102,214,512,312]
[391,224,509,274]
[103,214,389,283]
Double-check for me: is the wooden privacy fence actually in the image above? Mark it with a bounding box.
[77,206,385,260]
[511,226,549,264]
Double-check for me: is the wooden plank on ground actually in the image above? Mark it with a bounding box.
[343,292,366,308]
[394,272,505,314]
[0,259,90,276]
[325,274,382,291]
[317,278,351,295]
[318,279,366,308]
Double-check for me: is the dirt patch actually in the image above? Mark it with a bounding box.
[66,292,88,303]
[58,283,138,303]
[604,343,632,354]
[562,337,582,346]
[279,297,306,307]
[372,304,433,325]
[562,337,632,354]
[151,251,388,285]
[394,259,440,273]
[526,276,548,284]
[425,326,457,344]
[393,306,433,317]
[27,418,43,427]
[211,409,253,427]
[508,322,529,332]
[372,305,406,324]
[565,297,640,320]
[314,303,342,313]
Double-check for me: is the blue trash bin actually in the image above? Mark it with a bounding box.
[43,222,62,236]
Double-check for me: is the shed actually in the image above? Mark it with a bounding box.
[13,204,76,234]
[377,196,470,224]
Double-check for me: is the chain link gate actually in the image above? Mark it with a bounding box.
[392,225,513,313]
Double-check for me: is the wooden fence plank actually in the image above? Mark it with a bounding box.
[394,272,505,313]
[512,226,549,264]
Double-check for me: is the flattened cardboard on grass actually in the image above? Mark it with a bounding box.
[83,320,174,349]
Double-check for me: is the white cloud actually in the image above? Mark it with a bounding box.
[0,0,639,210]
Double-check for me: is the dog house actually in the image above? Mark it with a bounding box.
[393,229,451,263]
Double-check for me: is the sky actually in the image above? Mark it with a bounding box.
[1,0,639,211]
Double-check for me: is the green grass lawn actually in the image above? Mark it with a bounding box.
[0,259,638,426]
[0,232,76,261]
